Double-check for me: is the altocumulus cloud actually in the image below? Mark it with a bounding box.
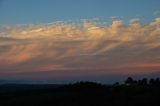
[0,18,160,79]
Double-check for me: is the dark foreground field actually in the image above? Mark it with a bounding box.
[0,77,160,106]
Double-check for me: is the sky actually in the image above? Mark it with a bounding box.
[0,0,160,24]
[0,0,160,84]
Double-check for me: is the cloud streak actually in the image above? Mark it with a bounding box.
[0,18,160,79]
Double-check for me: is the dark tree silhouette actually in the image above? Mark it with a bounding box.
[149,78,155,85]
[0,77,160,106]
[138,78,148,86]
[155,78,160,86]
[114,82,119,86]
[125,77,136,85]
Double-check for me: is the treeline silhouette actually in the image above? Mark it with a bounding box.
[0,77,160,106]
[124,77,160,86]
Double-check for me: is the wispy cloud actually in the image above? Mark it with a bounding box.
[0,17,160,78]
[153,10,160,16]
[109,16,123,20]
[129,18,141,25]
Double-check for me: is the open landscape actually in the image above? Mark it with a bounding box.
[0,0,160,105]
[0,77,160,106]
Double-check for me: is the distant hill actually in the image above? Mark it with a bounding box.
[0,78,160,106]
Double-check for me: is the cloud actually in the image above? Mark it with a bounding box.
[109,16,123,20]
[33,65,77,71]
[111,20,124,28]
[153,10,160,16]
[0,18,160,78]
[129,18,141,26]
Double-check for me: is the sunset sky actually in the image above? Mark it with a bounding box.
[0,0,160,83]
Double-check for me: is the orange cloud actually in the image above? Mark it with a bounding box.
[0,17,160,77]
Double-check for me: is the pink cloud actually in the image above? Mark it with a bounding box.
[33,65,109,72]
[33,65,78,71]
